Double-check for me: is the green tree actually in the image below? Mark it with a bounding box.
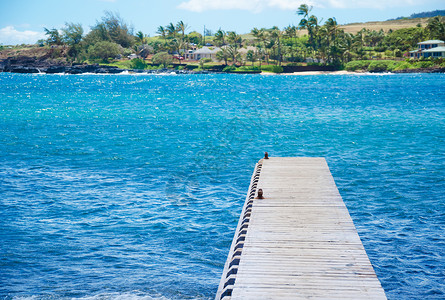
[62,23,83,45]
[384,27,425,51]
[226,44,241,65]
[152,51,173,68]
[171,38,186,63]
[216,47,230,65]
[188,31,202,45]
[88,41,122,62]
[157,26,167,39]
[426,16,445,40]
[166,23,177,37]
[214,29,226,46]
[297,5,321,53]
[284,25,298,61]
[85,11,135,48]
[176,21,188,38]
[246,50,257,66]
[227,31,242,48]
[130,58,147,69]
[251,28,269,64]
[270,26,283,65]
[135,31,145,45]
[62,22,84,60]
[44,28,63,46]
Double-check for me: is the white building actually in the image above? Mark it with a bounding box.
[409,40,445,58]
[184,46,221,61]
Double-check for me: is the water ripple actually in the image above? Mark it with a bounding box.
[0,73,444,299]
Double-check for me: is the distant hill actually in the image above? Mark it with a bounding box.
[340,17,431,34]
[390,10,445,20]
[338,10,445,35]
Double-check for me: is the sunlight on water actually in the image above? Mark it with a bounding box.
[0,73,444,299]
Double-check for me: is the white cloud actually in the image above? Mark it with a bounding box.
[0,26,45,45]
[323,0,416,9]
[177,0,418,13]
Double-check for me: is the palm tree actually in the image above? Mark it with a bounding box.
[297,4,312,20]
[226,45,241,65]
[214,29,226,46]
[284,25,298,61]
[324,18,338,47]
[426,16,445,40]
[157,26,166,39]
[227,31,242,50]
[176,21,188,38]
[136,31,144,45]
[251,28,269,64]
[216,47,230,65]
[255,45,265,67]
[307,15,321,50]
[270,27,283,65]
[251,27,266,49]
[246,50,257,66]
[251,27,261,41]
[166,23,177,38]
[171,38,186,64]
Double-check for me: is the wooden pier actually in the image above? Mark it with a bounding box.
[216,157,386,300]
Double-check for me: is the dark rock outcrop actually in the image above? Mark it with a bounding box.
[44,66,67,73]
[9,66,40,73]
[393,67,445,73]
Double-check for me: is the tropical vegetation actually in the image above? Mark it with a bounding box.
[5,6,445,72]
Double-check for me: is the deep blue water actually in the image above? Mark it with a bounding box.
[0,73,444,300]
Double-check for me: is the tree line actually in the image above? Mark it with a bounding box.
[40,6,445,66]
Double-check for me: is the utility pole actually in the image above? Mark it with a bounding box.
[203,25,206,45]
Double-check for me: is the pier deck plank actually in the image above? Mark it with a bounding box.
[216,157,386,300]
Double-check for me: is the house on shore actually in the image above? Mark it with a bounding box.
[184,46,221,61]
[410,40,445,58]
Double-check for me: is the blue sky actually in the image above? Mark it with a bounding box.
[1,0,444,45]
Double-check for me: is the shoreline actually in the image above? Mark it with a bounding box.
[1,65,444,75]
[261,70,359,76]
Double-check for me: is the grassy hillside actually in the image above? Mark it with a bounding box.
[339,17,431,34]
[242,17,434,40]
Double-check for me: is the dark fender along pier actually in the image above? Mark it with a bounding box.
[216,156,387,300]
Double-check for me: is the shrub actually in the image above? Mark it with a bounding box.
[368,60,398,72]
[392,61,413,71]
[394,49,403,57]
[107,60,133,69]
[152,51,173,68]
[260,65,283,73]
[123,48,133,57]
[88,41,122,62]
[233,66,261,73]
[413,60,435,69]
[130,58,147,69]
[344,60,371,71]
[222,65,236,72]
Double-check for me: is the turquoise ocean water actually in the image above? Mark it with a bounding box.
[0,73,444,299]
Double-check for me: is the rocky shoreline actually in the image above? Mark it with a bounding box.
[0,59,207,74]
[0,56,215,74]
[1,57,444,75]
